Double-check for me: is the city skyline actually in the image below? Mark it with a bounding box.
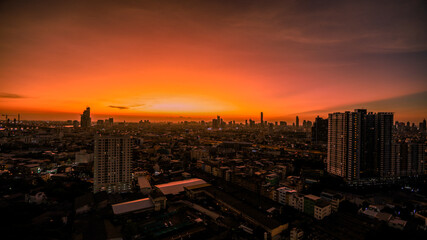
[1,0,427,122]
[1,1,426,239]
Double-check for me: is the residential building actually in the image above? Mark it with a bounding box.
[93,136,132,193]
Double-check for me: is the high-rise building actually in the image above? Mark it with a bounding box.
[375,112,394,177]
[420,119,426,132]
[327,112,350,180]
[327,111,362,180]
[261,112,264,126]
[392,142,425,176]
[80,107,91,128]
[327,109,394,181]
[296,116,299,128]
[249,119,255,127]
[94,136,132,193]
[312,116,328,144]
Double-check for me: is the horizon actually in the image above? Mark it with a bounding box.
[2,107,426,124]
[1,1,426,123]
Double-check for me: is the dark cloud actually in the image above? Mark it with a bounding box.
[295,91,427,119]
[108,104,145,110]
[0,92,24,98]
[108,105,129,110]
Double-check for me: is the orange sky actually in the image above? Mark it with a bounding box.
[1,1,426,122]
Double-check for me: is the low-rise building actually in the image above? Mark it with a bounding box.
[277,187,296,206]
[314,200,331,220]
[289,193,304,212]
[304,194,321,216]
[290,227,303,240]
[137,176,152,195]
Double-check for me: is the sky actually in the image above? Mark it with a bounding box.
[1,0,426,123]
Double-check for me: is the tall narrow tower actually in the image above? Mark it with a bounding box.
[261,112,264,126]
[375,112,394,177]
[80,107,91,128]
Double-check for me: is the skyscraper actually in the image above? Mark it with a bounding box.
[296,116,299,128]
[261,112,264,126]
[80,107,91,128]
[94,135,132,193]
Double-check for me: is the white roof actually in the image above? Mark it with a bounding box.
[112,198,154,215]
[155,178,207,195]
[137,176,152,189]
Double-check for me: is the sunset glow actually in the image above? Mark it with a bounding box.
[1,0,426,122]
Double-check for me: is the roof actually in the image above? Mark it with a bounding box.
[137,176,152,189]
[389,218,407,226]
[184,183,212,191]
[362,209,378,218]
[277,187,296,193]
[24,164,40,168]
[315,200,331,208]
[155,178,206,195]
[376,212,392,221]
[305,194,321,201]
[111,198,154,215]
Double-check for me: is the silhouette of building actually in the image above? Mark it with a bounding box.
[295,116,299,128]
[94,136,132,193]
[420,119,426,132]
[261,112,264,126]
[312,116,328,144]
[80,107,91,128]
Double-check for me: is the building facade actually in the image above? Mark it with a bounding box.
[94,136,132,193]
[327,109,394,180]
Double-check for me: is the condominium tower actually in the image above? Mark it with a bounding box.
[327,109,393,181]
[94,136,132,193]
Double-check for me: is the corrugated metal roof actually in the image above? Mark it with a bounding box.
[155,178,207,195]
[111,198,154,215]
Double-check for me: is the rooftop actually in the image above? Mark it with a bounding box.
[111,198,154,215]
[155,178,206,195]
[137,176,151,189]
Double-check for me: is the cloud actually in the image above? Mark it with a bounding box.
[294,91,427,121]
[0,92,25,98]
[108,105,129,110]
[108,104,145,110]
